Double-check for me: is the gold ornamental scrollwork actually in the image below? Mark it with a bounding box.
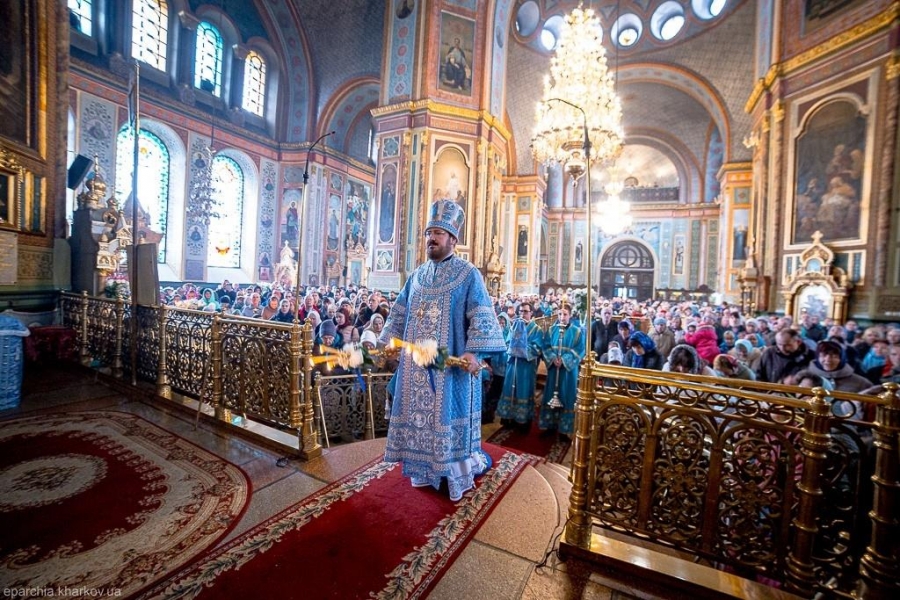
[745,6,897,113]
[886,53,900,80]
[771,100,785,123]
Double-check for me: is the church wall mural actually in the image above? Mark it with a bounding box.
[438,12,475,96]
[344,177,370,257]
[791,97,867,245]
[378,163,398,244]
[431,144,470,245]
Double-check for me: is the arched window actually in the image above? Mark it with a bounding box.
[207,155,244,268]
[194,22,223,97]
[131,0,168,71]
[242,51,267,116]
[68,0,93,36]
[115,127,171,263]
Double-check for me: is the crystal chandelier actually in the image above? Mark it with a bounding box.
[531,5,624,169]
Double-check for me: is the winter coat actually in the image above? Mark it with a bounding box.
[755,344,815,384]
[684,325,720,364]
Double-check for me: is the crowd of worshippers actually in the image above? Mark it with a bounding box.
[158,280,900,428]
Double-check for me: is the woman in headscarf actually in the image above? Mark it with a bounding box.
[623,331,663,370]
[663,344,716,376]
[713,353,756,380]
[200,288,218,310]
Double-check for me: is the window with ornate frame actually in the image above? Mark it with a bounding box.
[194,22,223,97]
[131,0,169,72]
[207,155,244,268]
[115,127,171,263]
[68,0,93,36]
[242,51,266,116]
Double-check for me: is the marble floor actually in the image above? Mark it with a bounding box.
[4,363,640,600]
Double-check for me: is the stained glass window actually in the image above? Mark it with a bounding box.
[207,156,244,268]
[131,0,168,71]
[194,22,223,97]
[242,52,267,116]
[115,127,170,263]
[68,0,93,36]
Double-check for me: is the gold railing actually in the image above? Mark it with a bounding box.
[314,371,392,445]
[59,292,400,460]
[563,362,900,598]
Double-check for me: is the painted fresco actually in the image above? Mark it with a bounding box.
[281,188,301,250]
[344,178,370,253]
[732,208,749,264]
[438,12,475,96]
[804,0,867,31]
[326,193,341,251]
[431,145,469,244]
[0,0,30,146]
[793,100,865,244]
[379,164,398,244]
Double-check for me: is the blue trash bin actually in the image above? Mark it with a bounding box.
[0,315,30,410]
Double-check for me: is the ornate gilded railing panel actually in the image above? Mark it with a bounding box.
[365,372,392,433]
[315,373,369,442]
[582,365,890,595]
[218,318,293,425]
[122,305,160,383]
[163,308,212,397]
[83,296,118,368]
[314,372,392,443]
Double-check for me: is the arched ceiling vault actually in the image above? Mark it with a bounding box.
[504,0,755,180]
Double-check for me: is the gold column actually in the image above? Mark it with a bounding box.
[298,319,322,459]
[156,305,171,399]
[564,358,596,547]
[858,383,900,598]
[210,314,225,420]
[112,298,124,379]
[873,58,899,287]
[79,291,90,366]
[764,101,784,288]
[785,387,833,594]
[288,320,303,430]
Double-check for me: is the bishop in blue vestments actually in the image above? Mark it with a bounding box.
[379,200,506,501]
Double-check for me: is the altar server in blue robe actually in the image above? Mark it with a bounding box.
[379,200,506,501]
[539,303,585,436]
[496,302,543,431]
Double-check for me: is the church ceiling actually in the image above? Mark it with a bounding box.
[507,0,755,186]
[286,0,385,131]
[263,0,754,181]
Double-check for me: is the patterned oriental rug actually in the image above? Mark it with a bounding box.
[138,444,529,600]
[0,412,250,597]
[486,417,571,464]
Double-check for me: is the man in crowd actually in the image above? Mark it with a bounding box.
[649,317,676,361]
[756,329,815,383]
[591,306,619,359]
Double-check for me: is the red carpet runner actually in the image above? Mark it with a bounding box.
[0,411,249,597]
[486,417,571,463]
[139,444,528,600]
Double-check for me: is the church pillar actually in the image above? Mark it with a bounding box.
[873,57,899,287]
[369,103,511,287]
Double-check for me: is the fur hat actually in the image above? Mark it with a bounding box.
[607,347,624,364]
[360,329,378,347]
[319,320,337,338]
[426,200,465,239]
